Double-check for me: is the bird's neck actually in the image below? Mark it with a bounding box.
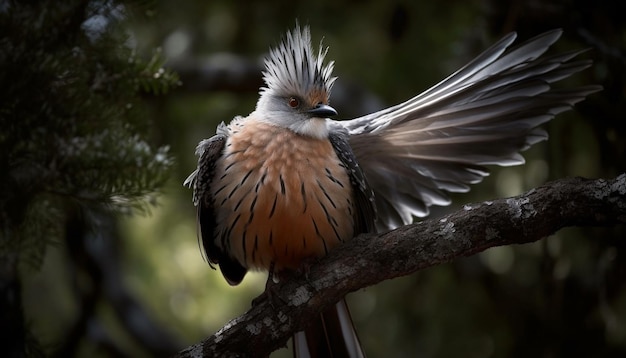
[251,110,330,139]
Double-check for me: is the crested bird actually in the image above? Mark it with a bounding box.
[185,24,600,357]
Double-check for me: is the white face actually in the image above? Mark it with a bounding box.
[254,91,330,140]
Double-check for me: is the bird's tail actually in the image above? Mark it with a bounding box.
[293,298,365,358]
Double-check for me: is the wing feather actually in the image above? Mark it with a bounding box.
[328,130,377,234]
[184,129,248,285]
[338,30,601,230]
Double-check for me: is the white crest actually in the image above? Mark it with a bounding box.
[260,24,337,98]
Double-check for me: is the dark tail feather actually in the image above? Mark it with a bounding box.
[293,298,365,358]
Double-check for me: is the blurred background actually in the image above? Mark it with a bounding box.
[2,0,625,357]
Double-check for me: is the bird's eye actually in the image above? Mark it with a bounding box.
[288,97,300,108]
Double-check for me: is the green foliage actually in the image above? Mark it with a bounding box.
[131,48,180,95]
[0,0,178,269]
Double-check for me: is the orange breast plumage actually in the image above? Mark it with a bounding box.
[211,117,355,271]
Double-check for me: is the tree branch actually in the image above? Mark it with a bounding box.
[173,175,626,358]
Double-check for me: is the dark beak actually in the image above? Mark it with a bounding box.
[307,103,337,118]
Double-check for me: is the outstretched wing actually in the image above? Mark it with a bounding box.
[339,29,601,230]
[184,128,247,285]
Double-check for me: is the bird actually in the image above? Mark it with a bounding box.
[185,24,600,357]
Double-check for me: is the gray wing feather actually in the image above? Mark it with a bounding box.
[339,29,601,230]
[184,132,226,207]
[184,125,247,285]
[328,129,377,234]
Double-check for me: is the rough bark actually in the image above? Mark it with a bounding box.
[173,175,626,358]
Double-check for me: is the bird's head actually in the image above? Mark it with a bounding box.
[254,24,337,139]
